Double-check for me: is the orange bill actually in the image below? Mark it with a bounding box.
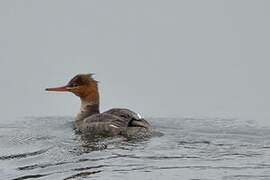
[45,85,71,92]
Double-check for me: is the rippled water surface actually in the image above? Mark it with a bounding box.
[1,117,270,180]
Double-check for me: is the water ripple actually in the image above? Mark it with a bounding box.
[0,149,48,160]
[2,117,270,180]
[63,171,102,180]
[12,174,49,180]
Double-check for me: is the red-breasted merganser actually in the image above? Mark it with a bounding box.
[46,74,152,137]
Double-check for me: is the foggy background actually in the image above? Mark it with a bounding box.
[0,0,270,123]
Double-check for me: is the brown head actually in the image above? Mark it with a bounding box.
[45,74,99,105]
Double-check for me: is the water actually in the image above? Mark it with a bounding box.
[1,117,270,180]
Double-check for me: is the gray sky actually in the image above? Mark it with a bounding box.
[0,0,270,122]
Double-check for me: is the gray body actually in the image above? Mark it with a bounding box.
[75,106,152,137]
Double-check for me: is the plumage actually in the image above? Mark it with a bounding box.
[46,74,152,137]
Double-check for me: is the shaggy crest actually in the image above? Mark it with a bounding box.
[67,73,97,87]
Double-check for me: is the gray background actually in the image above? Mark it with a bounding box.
[0,0,269,123]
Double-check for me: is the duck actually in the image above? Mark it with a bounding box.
[46,74,152,137]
